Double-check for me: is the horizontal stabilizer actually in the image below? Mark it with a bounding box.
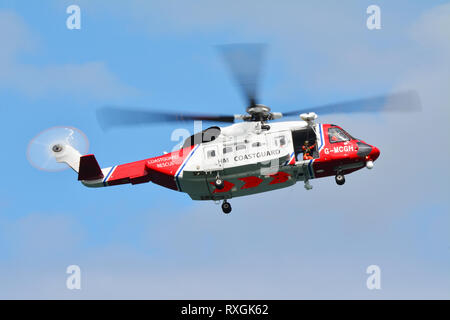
[78,155,104,181]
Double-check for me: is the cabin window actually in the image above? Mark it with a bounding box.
[328,127,350,143]
[206,149,216,158]
[223,146,232,154]
[236,144,246,151]
[274,135,286,147]
[252,142,262,148]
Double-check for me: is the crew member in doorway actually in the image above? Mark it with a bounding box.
[302,140,316,160]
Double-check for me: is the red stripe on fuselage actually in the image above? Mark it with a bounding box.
[238,176,263,189]
[106,145,195,190]
[269,171,291,184]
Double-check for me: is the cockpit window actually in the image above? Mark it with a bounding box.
[341,129,355,140]
[328,127,350,143]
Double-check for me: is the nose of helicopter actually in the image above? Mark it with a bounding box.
[357,142,380,169]
[370,146,380,161]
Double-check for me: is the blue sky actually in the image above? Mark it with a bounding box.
[0,0,449,298]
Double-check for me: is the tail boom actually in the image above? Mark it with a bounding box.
[80,145,197,190]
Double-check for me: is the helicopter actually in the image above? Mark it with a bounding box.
[28,44,420,214]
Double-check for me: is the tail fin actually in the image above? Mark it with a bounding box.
[78,155,104,181]
[52,143,105,186]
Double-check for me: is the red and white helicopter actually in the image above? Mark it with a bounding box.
[28,44,420,213]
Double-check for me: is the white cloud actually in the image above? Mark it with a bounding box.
[0,10,136,99]
[411,3,450,52]
[76,0,431,97]
[0,213,84,259]
[0,200,448,299]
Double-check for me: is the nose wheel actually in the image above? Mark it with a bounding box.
[221,200,232,214]
[335,174,345,185]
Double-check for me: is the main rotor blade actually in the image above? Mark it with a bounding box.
[283,90,421,117]
[217,43,267,107]
[97,107,236,130]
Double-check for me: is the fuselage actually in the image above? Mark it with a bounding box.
[81,120,380,201]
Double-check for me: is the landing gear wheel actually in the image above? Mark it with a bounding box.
[221,201,232,214]
[335,174,345,185]
[215,178,224,190]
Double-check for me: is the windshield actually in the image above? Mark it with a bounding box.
[328,127,350,143]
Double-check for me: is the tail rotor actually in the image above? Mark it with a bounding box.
[27,126,89,172]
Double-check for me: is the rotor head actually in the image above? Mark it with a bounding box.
[246,104,272,121]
